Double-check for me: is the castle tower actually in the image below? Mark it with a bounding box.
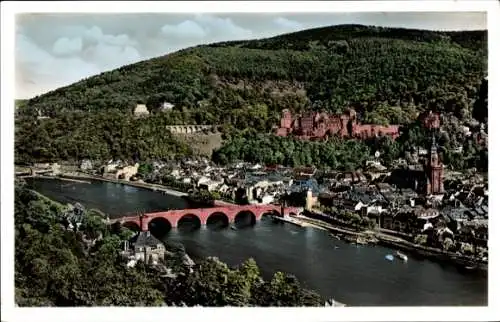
[280,109,293,128]
[341,108,357,137]
[426,135,445,195]
[276,109,293,137]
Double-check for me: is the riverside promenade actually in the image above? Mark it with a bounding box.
[58,172,189,197]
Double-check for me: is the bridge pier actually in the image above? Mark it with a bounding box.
[140,216,149,232]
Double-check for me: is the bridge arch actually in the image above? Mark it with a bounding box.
[148,217,172,239]
[176,213,202,232]
[234,209,257,228]
[206,211,230,229]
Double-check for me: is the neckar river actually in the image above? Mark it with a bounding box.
[25,177,487,306]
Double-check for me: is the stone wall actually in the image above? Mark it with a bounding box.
[166,125,215,134]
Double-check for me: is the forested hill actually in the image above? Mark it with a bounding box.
[214,24,486,51]
[21,24,487,126]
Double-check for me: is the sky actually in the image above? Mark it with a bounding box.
[16,12,487,99]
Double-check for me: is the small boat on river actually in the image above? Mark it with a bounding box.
[230,225,237,230]
[396,251,408,261]
[385,254,394,261]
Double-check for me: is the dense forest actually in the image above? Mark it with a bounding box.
[15,24,488,168]
[20,25,486,120]
[213,130,371,170]
[15,110,193,164]
[15,182,324,306]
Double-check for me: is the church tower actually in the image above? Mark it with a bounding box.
[426,135,445,195]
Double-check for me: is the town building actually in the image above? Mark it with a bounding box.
[80,159,93,171]
[161,102,175,111]
[275,108,400,140]
[134,104,150,117]
[116,163,140,181]
[123,231,166,265]
[388,135,445,196]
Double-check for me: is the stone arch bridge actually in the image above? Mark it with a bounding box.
[109,205,301,231]
[166,125,215,134]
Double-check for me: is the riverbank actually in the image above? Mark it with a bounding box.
[35,175,92,184]
[58,172,189,197]
[38,173,487,272]
[21,177,487,306]
[292,214,487,273]
[272,215,326,229]
[295,215,365,236]
[25,182,198,270]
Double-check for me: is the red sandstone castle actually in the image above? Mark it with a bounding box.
[275,109,400,140]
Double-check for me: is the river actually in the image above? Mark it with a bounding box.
[24,177,488,306]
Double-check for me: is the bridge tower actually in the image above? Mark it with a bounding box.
[139,212,148,231]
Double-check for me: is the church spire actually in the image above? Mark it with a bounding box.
[426,132,445,195]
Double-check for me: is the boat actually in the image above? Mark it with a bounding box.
[385,254,394,261]
[230,225,237,230]
[395,251,408,261]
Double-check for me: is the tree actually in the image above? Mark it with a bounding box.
[79,209,107,240]
[138,163,154,178]
[255,271,322,306]
[472,78,487,123]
